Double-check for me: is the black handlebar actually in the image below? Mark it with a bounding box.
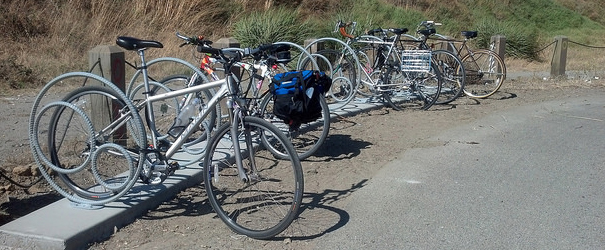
[176,32,292,66]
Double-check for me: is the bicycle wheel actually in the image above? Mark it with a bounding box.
[259,93,330,160]
[461,49,506,98]
[308,49,357,106]
[41,85,146,205]
[383,62,442,110]
[355,46,384,98]
[432,49,465,104]
[155,74,220,150]
[203,116,304,239]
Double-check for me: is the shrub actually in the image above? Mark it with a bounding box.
[0,57,42,89]
[233,8,313,46]
[474,19,541,61]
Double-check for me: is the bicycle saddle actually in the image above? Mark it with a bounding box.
[417,28,436,37]
[390,28,409,35]
[367,28,384,36]
[116,36,164,50]
[461,31,478,39]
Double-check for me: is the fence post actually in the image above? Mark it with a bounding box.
[88,45,126,144]
[214,37,240,78]
[304,38,323,53]
[213,38,240,117]
[214,37,240,49]
[551,36,568,78]
[491,35,506,61]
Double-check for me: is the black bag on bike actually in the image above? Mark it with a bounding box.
[270,70,331,127]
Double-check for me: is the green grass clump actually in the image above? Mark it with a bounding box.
[232,8,313,47]
[474,19,541,61]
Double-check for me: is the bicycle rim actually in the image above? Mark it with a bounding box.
[203,116,304,239]
[432,50,465,104]
[384,63,442,110]
[259,93,330,160]
[462,49,506,98]
[307,49,357,108]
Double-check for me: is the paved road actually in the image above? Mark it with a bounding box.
[317,92,605,249]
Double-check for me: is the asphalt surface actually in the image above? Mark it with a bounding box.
[316,91,605,249]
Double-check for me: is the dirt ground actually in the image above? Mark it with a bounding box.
[1,72,604,249]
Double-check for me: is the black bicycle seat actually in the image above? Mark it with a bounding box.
[461,31,478,39]
[417,28,436,37]
[116,36,164,50]
[390,28,409,35]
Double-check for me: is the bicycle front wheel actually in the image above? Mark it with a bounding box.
[203,116,304,239]
[259,93,330,160]
[306,49,357,108]
[432,49,465,104]
[462,49,506,98]
[383,63,442,111]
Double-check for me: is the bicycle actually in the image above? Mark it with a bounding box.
[426,27,507,98]
[342,24,443,110]
[305,21,443,111]
[368,21,466,105]
[29,36,304,239]
[301,21,384,109]
[166,33,331,160]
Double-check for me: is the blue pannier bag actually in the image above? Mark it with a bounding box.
[270,70,331,128]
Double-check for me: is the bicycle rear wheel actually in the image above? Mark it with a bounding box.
[259,93,330,160]
[462,49,506,98]
[155,74,220,151]
[203,116,304,239]
[383,63,442,110]
[432,49,465,104]
[305,49,357,107]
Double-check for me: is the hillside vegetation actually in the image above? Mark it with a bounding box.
[2,0,605,91]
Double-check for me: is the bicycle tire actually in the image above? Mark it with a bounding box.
[355,46,385,98]
[305,49,357,107]
[45,85,145,204]
[383,62,442,110]
[461,49,506,98]
[432,49,466,104]
[156,74,220,150]
[203,116,304,239]
[259,92,330,160]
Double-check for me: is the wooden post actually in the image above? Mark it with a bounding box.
[88,45,126,144]
[214,37,240,78]
[490,35,506,61]
[304,38,323,54]
[551,36,568,78]
[213,38,240,117]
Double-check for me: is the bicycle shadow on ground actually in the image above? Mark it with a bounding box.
[433,91,518,110]
[272,179,368,241]
[488,91,517,100]
[124,184,214,220]
[309,134,372,162]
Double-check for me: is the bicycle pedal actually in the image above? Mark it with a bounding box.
[168,161,181,173]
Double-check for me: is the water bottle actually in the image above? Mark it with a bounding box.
[168,98,200,137]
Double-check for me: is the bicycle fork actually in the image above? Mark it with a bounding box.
[224,75,258,184]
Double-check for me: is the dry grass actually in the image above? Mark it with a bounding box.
[2,0,605,92]
[0,0,237,90]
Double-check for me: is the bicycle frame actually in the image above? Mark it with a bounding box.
[102,46,257,184]
[144,78,226,158]
[333,21,424,91]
